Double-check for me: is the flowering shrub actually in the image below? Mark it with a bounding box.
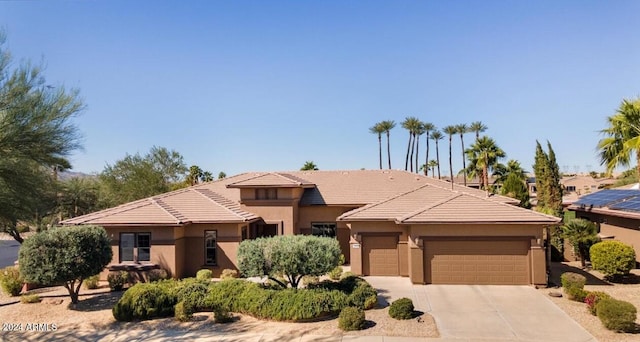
[585,291,611,316]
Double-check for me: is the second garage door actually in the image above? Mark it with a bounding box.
[363,235,399,276]
[424,239,530,285]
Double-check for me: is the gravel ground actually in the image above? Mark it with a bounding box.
[540,262,640,342]
[0,283,438,339]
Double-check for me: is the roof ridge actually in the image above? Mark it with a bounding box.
[271,172,306,185]
[397,193,463,223]
[454,190,562,221]
[61,197,156,224]
[151,197,187,224]
[338,183,433,220]
[194,188,258,221]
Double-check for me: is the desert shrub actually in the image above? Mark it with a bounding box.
[108,271,129,291]
[560,272,586,290]
[339,254,346,266]
[174,301,193,322]
[196,269,213,281]
[0,266,23,296]
[221,269,238,280]
[214,308,234,323]
[585,291,612,316]
[302,275,319,287]
[176,282,210,311]
[596,298,637,332]
[84,275,100,289]
[590,241,637,280]
[147,269,170,282]
[348,282,378,309]
[205,279,253,312]
[329,266,343,280]
[389,298,414,320]
[112,282,177,321]
[338,306,365,331]
[566,287,589,302]
[20,294,41,304]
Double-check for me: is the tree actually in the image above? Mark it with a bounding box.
[369,122,385,169]
[455,124,469,186]
[0,32,83,243]
[561,219,598,268]
[469,121,488,140]
[422,122,435,176]
[430,130,444,179]
[465,136,506,192]
[533,141,563,216]
[427,160,438,177]
[443,125,457,187]
[202,171,213,182]
[19,225,112,304]
[501,171,531,208]
[218,171,227,180]
[57,177,100,220]
[401,117,421,171]
[493,159,527,185]
[597,98,640,179]
[301,161,319,171]
[186,165,204,186]
[379,120,396,169]
[413,123,425,174]
[237,235,341,288]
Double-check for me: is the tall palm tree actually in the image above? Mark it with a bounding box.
[597,98,640,179]
[465,136,506,193]
[402,117,421,172]
[455,123,469,186]
[443,125,457,187]
[301,161,319,171]
[469,121,488,140]
[427,160,439,177]
[379,120,396,169]
[493,159,527,184]
[369,122,385,169]
[414,123,425,174]
[422,122,435,176]
[431,130,444,179]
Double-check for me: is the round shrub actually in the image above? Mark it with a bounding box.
[84,275,100,289]
[147,268,170,282]
[566,287,588,302]
[221,269,238,280]
[338,306,365,331]
[108,271,129,291]
[213,308,234,323]
[196,269,213,281]
[389,298,414,320]
[585,291,611,316]
[329,266,343,280]
[174,301,193,322]
[348,282,378,309]
[0,266,23,296]
[560,272,586,290]
[596,298,637,332]
[590,241,636,280]
[112,283,177,321]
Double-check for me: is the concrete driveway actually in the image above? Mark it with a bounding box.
[366,277,597,342]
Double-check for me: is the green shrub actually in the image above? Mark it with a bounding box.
[596,298,637,332]
[566,287,589,302]
[176,282,210,311]
[302,275,319,287]
[329,266,343,280]
[590,241,637,280]
[147,269,170,282]
[585,291,611,316]
[348,282,378,309]
[112,283,177,321]
[338,306,365,331]
[560,272,586,290]
[174,301,193,322]
[196,269,213,281]
[213,308,234,323]
[20,294,41,303]
[108,271,129,291]
[84,275,100,289]
[0,266,23,296]
[389,298,414,320]
[339,254,346,266]
[341,271,356,279]
[221,269,238,280]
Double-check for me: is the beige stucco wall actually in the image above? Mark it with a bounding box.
[181,223,242,278]
[574,211,640,264]
[347,221,409,276]
[298,206,358,263]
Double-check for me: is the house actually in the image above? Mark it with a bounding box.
[62,170,560,285]
[528,174,614,208]
[568,189,640,263]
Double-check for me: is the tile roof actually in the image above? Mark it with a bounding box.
[226,172,315,188]
[338,183,560,224]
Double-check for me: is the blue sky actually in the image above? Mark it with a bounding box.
[1,1,639,177]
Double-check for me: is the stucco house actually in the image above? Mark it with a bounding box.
[62,170,560,285]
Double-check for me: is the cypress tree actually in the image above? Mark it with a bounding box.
[546,142,563,216]
[533,141,549,210]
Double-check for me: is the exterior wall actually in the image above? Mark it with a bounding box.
[575,210,640,263]
[180,223,242,278]
[241,204,296,235]
[347,221,409,276]
[298,206,358,263]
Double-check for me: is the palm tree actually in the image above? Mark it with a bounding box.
[414,123,425,174]
[427,160,439,177]
[561,218,598,268]
[431,130,444,179]
[493,160,527,185]
[187,165,204,186]
[402,117,421,171]
[597,98,640,179]
[469,121,488,140]
[201,171,213,182]
[301,161,319,171]
[443,125,457,187]
[422,122,435,176]
[369,122,385,169]
[455,124,469,186]
[465,136,506,193]
[379,120,396,169]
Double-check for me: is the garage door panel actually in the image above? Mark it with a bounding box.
[363,236,399,276]
[425,240,530,285]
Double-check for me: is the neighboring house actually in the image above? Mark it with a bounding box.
[529,174,615,207]
[568,189,640,264]
[62,170,559,285]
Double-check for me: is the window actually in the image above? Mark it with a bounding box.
[241,226,248,240]
[256,188,277,200]
[119,233,151,263]
[205,230,217,265]
[311,223,337,238]
[566,186,576,192]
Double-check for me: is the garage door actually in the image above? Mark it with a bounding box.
[363,235,399,276]
[424,239,530,285]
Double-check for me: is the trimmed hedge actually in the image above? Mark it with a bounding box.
[196,269,213,281]
[113,282,178,321]
[389,298,414,320]
[338,306,365,331]
[596,298,637,332]
[590,241,636,280]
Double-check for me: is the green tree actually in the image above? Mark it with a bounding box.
[186,165,204,186]
[493,160,527,184]
[237,235,341,288]
[19,225,112,303]
[301,161,319,171]
[427,160,438,177]
[422,122,435,176]
[217,171,227,180]
[533,141,563,216]
[0,33,83,243]
[456,124,469,186]
[430,130,444,179]
[413,123,425,174]
[57,177,100,220]
[443,125,457,186]
[379,120,396,169]
[469,121,488,140]
[465,136,506,191]
[561,218,598,267]
[401,117,421,172]
[597,98,640,179]
[369,122,385,169]
[501,171,531,208]
[533,141,550,209]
